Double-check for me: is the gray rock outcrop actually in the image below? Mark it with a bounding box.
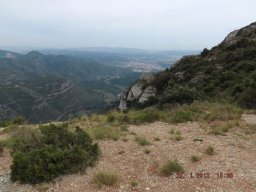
[118,73,156,111]
[139,86,157,103]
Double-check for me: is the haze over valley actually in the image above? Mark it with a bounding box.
[0,48,196,122]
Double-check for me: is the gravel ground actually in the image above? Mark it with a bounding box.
[0,119,256,192]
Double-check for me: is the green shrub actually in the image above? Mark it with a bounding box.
[207,121,239,136]
[201,102,242,121]
[12,116,26,125]
[135,136,151,146]
[208,127,226,136]
[160,160,184,176]
[11,126,42,148]
[169,110,193,123]
[107,114,115,123]
[175,134,183,141]
[10,124,99,184]
[201,48,210,57]
[205,145,215,155]
[193,138,203,142]
[190,155,201,162]
[244,124,256,134]
[93,171,118,188]
[118,150,125,155]
[130,180,138,187]
[163,101,242,124]
[0,120,11,127]
[143,149,151,154]
[127,108,160,124]
[154,137,160,141]
[172,130,183,141]
[160,86,201,105]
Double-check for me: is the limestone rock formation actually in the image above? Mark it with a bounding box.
[118,73,156,110]
[139,86,157,103]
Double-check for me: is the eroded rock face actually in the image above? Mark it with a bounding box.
[224,30,239,43]
[118,73,156,110]
[119,96,127,111]
[139,86,157,103]
[127,82,143,101]
[223,22,256,45]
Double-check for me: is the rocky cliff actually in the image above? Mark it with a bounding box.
[119,73,156,110]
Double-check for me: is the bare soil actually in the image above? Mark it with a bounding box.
[1,117,256,192]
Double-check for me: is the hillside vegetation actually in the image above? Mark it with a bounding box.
[1,101,256,191]
[125,22,256,109]
[0,51,140,123]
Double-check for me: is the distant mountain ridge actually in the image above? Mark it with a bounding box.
[0,50,139,123]
[121,22,256,109]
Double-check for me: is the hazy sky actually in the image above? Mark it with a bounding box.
[0,0,255,50]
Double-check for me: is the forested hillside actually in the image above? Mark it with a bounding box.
[123,22,256,109]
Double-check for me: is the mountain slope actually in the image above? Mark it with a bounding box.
[0,51,139,122]
[122,22,256,109]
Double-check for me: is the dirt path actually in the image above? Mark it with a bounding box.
[0,118,256,192]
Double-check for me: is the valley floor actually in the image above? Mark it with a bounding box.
[1,115,256,192]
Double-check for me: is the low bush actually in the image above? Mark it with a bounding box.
[144,149,151,154]
[244,124,256,134]
[207,121,239,136]
[159,160,184,176]
[12,116,26,125]
[190,155,201,162]
[86,102,243,128]
[10,124,99,184]
[130,180,138,187]
[164,101,242,124]
[118,150,125,155]
[0,120,11,128]
[168,110,194,123]
[175,134,183,141]
[193,138,203,142]
[0,116,26,128]
[135,136,151,146]
[154,137,160,141]
[171,130,183,141]
[127,108,161,124]
[93,171,118,188]
[107,114,115,123]
[200,102,243,121]
[205,145,215,155]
